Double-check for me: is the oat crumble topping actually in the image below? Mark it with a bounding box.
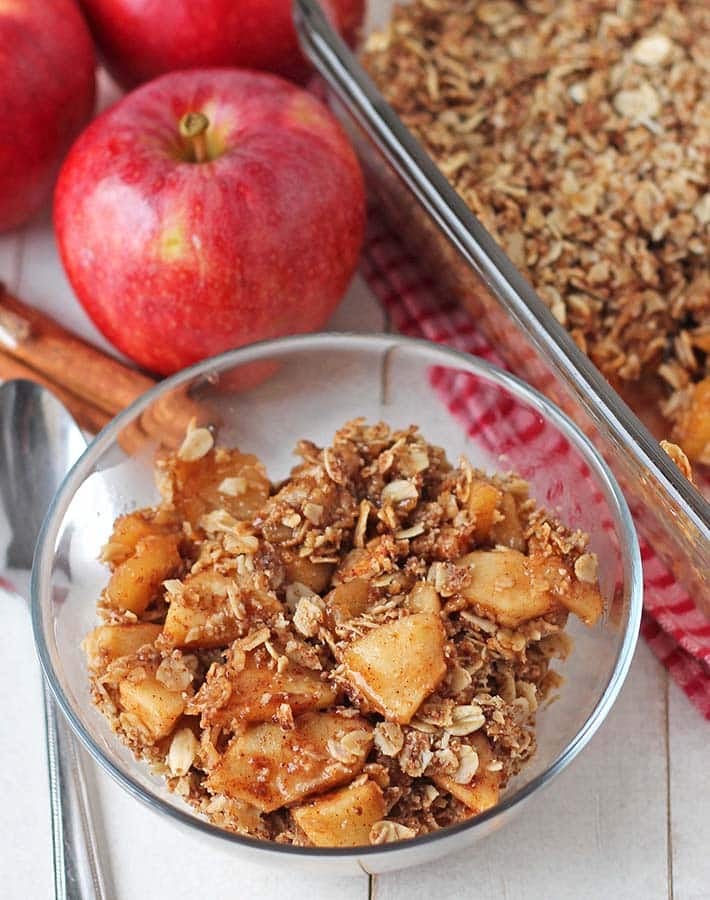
[362,0,709,464]
[83,420,603,846]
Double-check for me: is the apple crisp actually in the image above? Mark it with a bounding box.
[362,0,709,465]
[84,419,603,847]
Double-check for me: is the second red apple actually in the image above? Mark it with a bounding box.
[80,0,364,88]
[0,0,95,231]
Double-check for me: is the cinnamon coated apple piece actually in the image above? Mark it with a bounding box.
[285,557,335,594]
[206,711,373,812]
[342,612,447,724]
[404,581,441,615]
[161,569,282,649]
[559,577,603,626]
[118,673,186,742]
[466,480,503,543]
[83,623,162,669]
[101,510,178,567]
[458,548,551,627]
[335,537,397,583]
[431,733,502,815]
[292,778,386,847]
[548,553,604,625]
[460,548,602,627]
[203,650,339,728]
[105,533,182,615]
[489,491,526,551]
[323,578,370,626]
[158,445,270,528]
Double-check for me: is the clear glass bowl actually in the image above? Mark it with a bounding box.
[32,334,642,875]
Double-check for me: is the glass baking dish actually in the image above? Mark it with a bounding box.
[294,0,709,608]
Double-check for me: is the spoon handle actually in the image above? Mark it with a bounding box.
[43,682,109,900]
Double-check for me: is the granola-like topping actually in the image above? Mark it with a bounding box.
[370,820,418,844]
[84,420,603,846]
[292,595,324,637]
[218,476,247,497]
[167,727,200,776]
[363,1,710,460]
[453,745,480,784]
[373,721,405,756]
[446,705,486,737]
[574,553,600,585]
[398,730,434,777]
[155,652,196,692]
[177,424,214,462]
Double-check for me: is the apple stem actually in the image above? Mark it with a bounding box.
[179,111,210,163]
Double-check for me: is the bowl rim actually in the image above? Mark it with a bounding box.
[32,331,643,859]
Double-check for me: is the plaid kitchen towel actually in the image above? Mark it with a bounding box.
[361,212,710,719]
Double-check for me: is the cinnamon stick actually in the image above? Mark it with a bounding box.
[0,347,111,434]
[0,289,156,416]
[0,287,218,447]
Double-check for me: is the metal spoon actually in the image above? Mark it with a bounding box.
[0,380,108,900]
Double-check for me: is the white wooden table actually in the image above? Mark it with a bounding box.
[1,70,708,900]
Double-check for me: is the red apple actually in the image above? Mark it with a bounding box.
[79,0,364,88]
[54,69,365,375]
[0,0,95,232]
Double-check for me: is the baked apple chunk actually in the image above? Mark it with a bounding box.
[342,612,447,724]
[105,533,181,615]
[204,651,339,728]
[466,479,503,542]
[460,548,602,627]
[431,733,502,815]
[84,623,162,668]
[101,511,178,566]
[206,711,373,812]
[158,446,269,528]
[292,777,386,847]
[459,549,555,627]
[324,578,370,626]
[118,673,185,742]
[161,568,282,649]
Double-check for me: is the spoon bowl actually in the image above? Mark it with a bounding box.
[0,379,86,576]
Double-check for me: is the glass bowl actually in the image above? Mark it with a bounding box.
[32,333,642,875]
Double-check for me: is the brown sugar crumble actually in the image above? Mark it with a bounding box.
[362,0,710,465]
[84,420,603,846]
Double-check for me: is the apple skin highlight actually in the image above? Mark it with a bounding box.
[54,69,366,375]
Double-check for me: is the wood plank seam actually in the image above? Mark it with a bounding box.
[664,673,674,900]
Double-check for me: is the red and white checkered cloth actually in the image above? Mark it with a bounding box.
[361,212,710,719]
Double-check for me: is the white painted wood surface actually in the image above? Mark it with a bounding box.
[0,124,707,900]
